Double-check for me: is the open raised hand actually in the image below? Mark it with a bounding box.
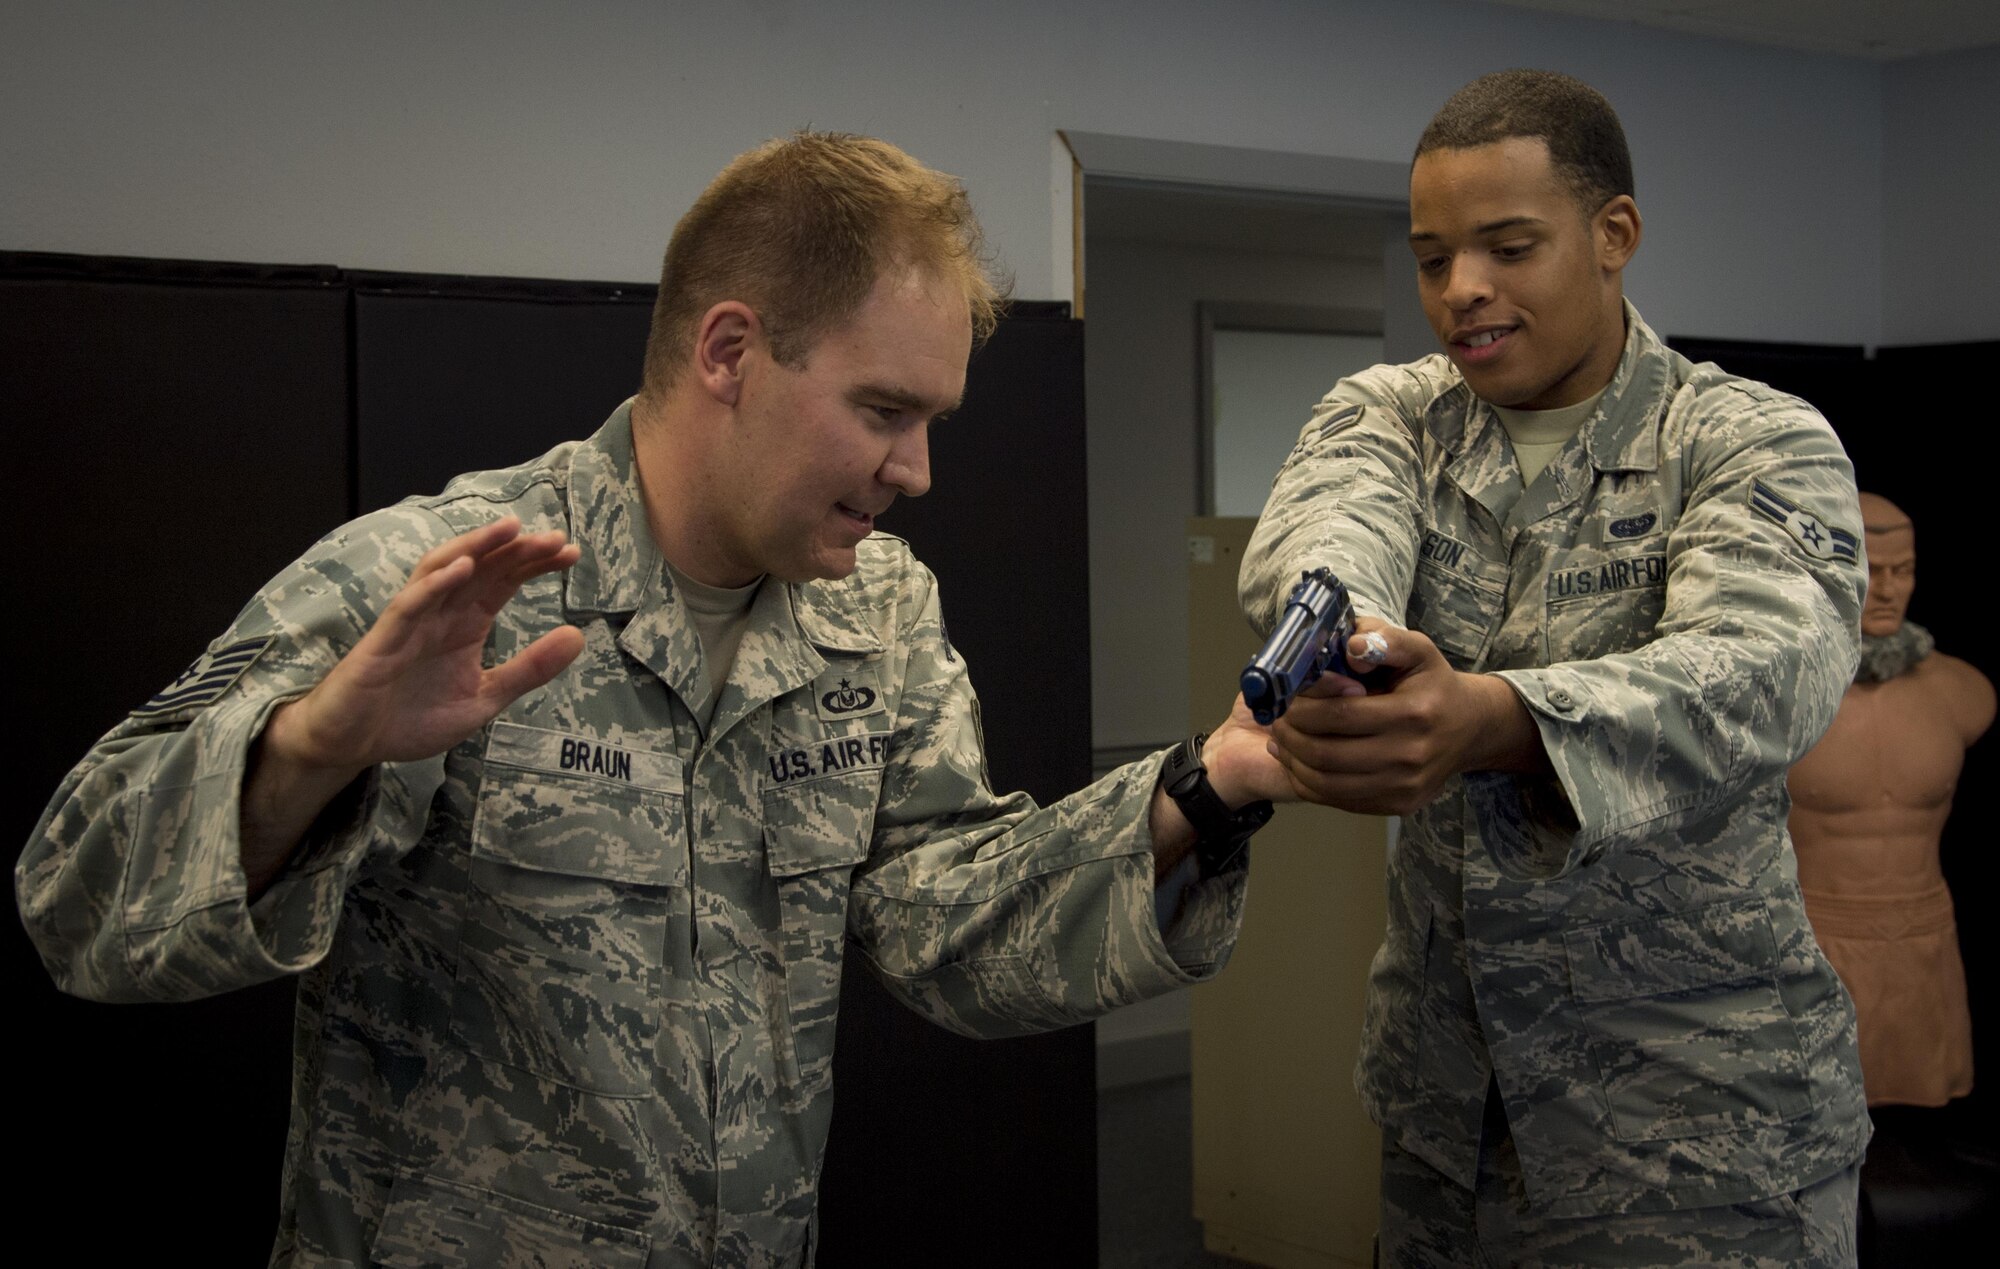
[242,517,584,890]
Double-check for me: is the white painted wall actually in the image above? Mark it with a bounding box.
[1881,45,2000,346]
[1213,330,1387,517]
[4,0,1897,345]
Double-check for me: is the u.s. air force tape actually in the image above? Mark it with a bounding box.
[132,635,275,720]
[763,731,893,789]
[1749,480,1857,563]
[484,721,685,794]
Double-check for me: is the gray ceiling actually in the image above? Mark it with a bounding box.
[1468,0,2000,60]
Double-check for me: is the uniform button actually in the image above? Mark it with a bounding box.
[1547,688,1575,711]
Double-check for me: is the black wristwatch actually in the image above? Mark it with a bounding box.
[1161,732,1272,879]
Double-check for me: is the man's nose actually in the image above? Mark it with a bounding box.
[882,425,931,498]
[1441,255,1493,311]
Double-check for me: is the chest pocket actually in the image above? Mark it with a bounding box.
[1406,544,1505,671]
[1543,538,1668,663]
[451,741,688,1100]
[763,755,882,1105]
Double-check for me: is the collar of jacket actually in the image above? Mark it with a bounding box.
[558,399,883,656]
[1424,299,1672,477]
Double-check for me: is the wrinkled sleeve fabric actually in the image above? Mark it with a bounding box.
[847,562,1246,1039]
[1240,363,1433,634]
[16,506,456,1003]
[1469,386,1864,878]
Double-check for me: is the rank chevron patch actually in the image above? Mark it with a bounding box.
[132,635,274,719]
[1749,480,1857,563]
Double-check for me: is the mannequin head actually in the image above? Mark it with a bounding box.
[1859,492,1915,637]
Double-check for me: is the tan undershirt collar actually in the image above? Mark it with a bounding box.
[1491,386,1607,486]
[668,563,764,726]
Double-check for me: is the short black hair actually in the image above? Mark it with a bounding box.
[1415,69,1634,214]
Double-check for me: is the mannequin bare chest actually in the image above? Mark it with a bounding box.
[1787,663,1965,895]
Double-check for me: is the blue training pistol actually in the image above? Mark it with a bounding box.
[1241,567,1366,725]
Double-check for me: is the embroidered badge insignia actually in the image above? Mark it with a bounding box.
[132,635,274,720]
[1749,480,1857,563]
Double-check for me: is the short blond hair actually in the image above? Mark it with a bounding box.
[639,131,1005,399]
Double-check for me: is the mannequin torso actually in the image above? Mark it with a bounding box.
[1788,651,1987,897]
[1785,492,1994,1106]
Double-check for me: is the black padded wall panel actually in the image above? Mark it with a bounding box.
[350,273,655,512]
[6,255,353,802]
[5,253,353,1264]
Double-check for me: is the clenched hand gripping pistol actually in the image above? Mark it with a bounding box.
[1241,568,1370,724]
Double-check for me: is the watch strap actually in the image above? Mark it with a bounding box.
[1162,733,1271,878]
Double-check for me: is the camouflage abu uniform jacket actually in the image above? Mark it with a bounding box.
[1240,305,1868,1217]
[18,402,1245,1268]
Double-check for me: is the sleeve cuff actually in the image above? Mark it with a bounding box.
[1468,669,1593,879]
[1134,750,1249,981]
[189,693,437,983]
[243,764,384,973]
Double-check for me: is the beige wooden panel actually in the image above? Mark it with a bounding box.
[1186,516,1385,1269]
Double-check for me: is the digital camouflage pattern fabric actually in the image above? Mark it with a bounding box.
[1240,305,1869,1218]
[1378,1095,1860,1268]
[19,402,1246,1268]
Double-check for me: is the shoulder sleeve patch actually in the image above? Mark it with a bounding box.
[132,635,276,720]
[1749,479,1857,564]
[1313,403,1364,440]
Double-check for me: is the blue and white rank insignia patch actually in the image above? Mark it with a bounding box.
[1749,480,1857,564]
[132,635,274,720]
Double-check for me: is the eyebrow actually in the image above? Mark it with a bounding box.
[858,383,961,418]
[1409,215,1549,244]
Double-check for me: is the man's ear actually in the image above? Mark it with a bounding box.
[1595,195,1642,273]
[695,301,760,407]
